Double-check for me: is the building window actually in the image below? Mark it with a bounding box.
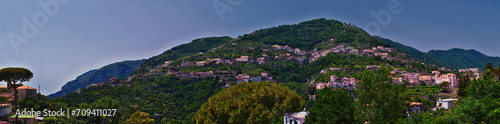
[438,103,443,107]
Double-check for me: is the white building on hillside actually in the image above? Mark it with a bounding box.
[284,111,308,124]
[434,98,458,110]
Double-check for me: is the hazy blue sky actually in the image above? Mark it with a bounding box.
[1,0,499,95]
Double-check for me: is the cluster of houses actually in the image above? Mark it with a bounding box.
[310,45,347,62]
[175,71,215,79]
[172,55,272,69]
[273,45,307,56]
[177,58,234,68]
[366,65,381,70]
[85,77,133,90]
[272,44,291,50]
[438,67,453,72]
[458,68,479,73]
[313,74,357,91]
[0,85,38,104]
[143,42,475,92]
[0,85,42,123]
[235,72,275,84]
[272,45,307,62]
[390,69,459,87]
[309,45,406,63]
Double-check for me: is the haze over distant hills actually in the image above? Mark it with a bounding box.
[47,59,146,98]
[426,49,500,70]
[377,36,500,70]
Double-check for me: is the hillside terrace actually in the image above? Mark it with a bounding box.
[129,43,452,89]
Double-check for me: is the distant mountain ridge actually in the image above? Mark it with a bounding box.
[377,36,500,70]
[375,36,445,67]
[426,48,500,70]
[47,59,146,98]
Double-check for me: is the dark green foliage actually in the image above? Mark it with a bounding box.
[355,67,409,124]
[48,59,146,98]
[239,18,389,51]
[19,96,50,111]
[435,70,500,123]
[465,70,499,99]
[306,88,355,123]
[485,63,494,71]
[62,76,225,123]
[440,81,450,93]
[134,36,233,74]
[457,75,471,97]
[304,53,386,78]
[54,97,122,123]
[194,82,305,123]
[0,67,33,83]
[420,81,427,86]
[495,64,500,78]
[260,61,307,82]
[307,85,316,95]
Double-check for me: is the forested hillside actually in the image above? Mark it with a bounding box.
[47,59,146,98]
[427,48,500,70]
[133,36,233,74]
[238,18,390,51]
[376,36,445,67]
[51,18,449,123]
[377,36,500,70]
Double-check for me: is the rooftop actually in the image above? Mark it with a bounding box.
[409,102,422,106]
[17,86,36,90]
[291,111,308,119]
[438,98,458,102]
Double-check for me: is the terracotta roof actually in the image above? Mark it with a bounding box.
[437,99,458,102]
[17,86,36,90]
[0,86,7,89]
[409,102,422,106]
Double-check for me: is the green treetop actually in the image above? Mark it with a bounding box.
[194,82,304,123]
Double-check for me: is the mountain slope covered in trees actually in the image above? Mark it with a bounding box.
[375,36,445,67]
[133,36,233,74]
[50,18,500,123]
[47,59,146,98]
[238,18,390,51]
[426,49,500,70]
[377,36,500,70]
[56,18,440,123]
